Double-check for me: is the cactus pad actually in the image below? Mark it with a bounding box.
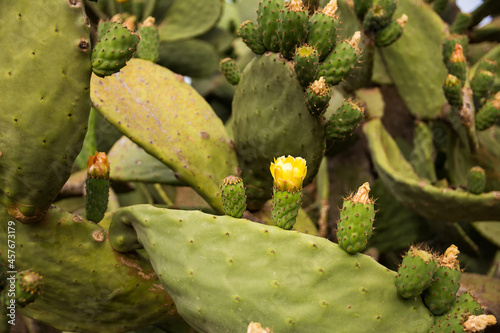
[110,205,434,332]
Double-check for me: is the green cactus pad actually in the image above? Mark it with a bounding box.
[91,59,239,214]
[136,20,160,63]
[110,205,434,332]
[0,206,178,331]
[238,20,266,55]
[443,74,464,107]
[450,12,472,35]
[325,98,365,141]
[294,44,320,88]
[467,166,486,194]
[231,52,325,209]
[305,77,331,116]
[363,118,500,222]
[108,136,182,185]
[395,246,438,298]
[157,0,222,42]
[258,0,284,52]
[319,33,362,85]
[374,15,406,47]
[219,58,241,86]
[0,0,92,223]
[336,183,375,254]
[379,0,447,119]
[220,176,247,218]
[307,4,340,61]
[271,188,302,230]
[363,0,398,32]
[410,121,437,182]
[85,178,110,223]
[277,1,309,59]
[475,95,500,131]
[91,24,140,78]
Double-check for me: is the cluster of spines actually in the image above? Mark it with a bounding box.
[354,0,406,47]
[91,21,140,77]
[220,176,247,218]
[325,97,365,141]
[336,182,375,254]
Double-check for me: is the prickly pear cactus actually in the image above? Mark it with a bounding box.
[110,205,434,332]
[0,0,92,223]
[232,53,325,209]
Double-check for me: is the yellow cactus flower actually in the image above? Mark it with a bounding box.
[270,155,307,191]
[87,152,110,179]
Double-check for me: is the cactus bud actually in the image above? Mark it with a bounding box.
[443,74,463,107]
[294,44,320,87]
[220,58,241,85]
[475,92,500,131]
[467,166,486,194]
[374,14,407,47]
[86,152,110,223]
[305,77,331,116]
[220,176,247,218]
[238,20,266,55]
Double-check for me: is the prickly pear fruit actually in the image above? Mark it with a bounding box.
[471,69,495,106]
[394,245,438,298]
[467,166,486,194]
[135,17,160,63]
[258,0,284,52]
[446,43,467,86]
[85,152,110,223]
[363,0,398,32]
[97,20,115,40]
[423,245,462,315]
[307,0,340,61]
[325,97,365,140]
[353,0,374,19]
[475,92,500,131]
[442,35,468,65]
[443,74,463,107]
[294,44,320,88]
[238,20,266,55]
[1,269,43,308]
[336,183,375,254]
[91,23,140,77]
[318,32,362,86]
[278,0,309,59]
[305,77,331,116]
[374,14,407,47]
[270,156,307,230]
[220,176,247,218]
[219,58,241,86]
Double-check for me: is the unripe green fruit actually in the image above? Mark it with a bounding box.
[91,23,140,77]
[363,0,398,32]
[394,246,438,298]
[306,1,340,61]
[238,20,266,55]
[471,69,495,106]
[135,18,160,63]
[219,58,241,85]
[423,245,462,315]
[220,176,247,218]
[271,188,302,230]
[258,0,284,52]
[305,77,331,116]
[294,44,320,88]
[325,97,365,140]
[278,0,309,59]
[475,93,500,131]
[442,35,468,65]
[353,0,374,19]
[446,43,467,86]
[374,14,407,47]
[467,166,486,194]
[475,58,497,74]
[336,183,375,254]
[1,270,43,308]
[318,32,362,85]
[443,74,463,107]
